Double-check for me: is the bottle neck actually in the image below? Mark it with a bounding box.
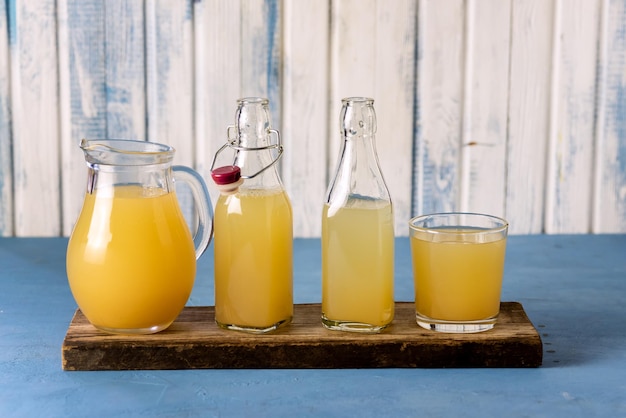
[232,98,283,190]
[325,97,390,204]
[329,132,387,200]
[234,134,283,190]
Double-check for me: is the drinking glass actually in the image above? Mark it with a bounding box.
[409,212,508,333]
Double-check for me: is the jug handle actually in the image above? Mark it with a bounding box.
[172,166,214,260]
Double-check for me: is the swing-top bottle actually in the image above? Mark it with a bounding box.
[321,97,395,333]
[211,97,293,333]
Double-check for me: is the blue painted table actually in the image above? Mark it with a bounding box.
[1,235,625,417]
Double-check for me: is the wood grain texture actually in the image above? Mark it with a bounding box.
[461,0,511,218]
[282,0,330,237]
[0,0,12,236]
[241,0,282,129]
[545,0,601,233]
[147,0,195,222]
[1,0,626,237]
[506,0,554,234]
[11,0,61,236]
[194,0,241,208]
[57,0,73,237]
[62,302,543,370]
[59,0,107,236]
[105,1,146,139]
[415,0,465,215]
[372,0,416,234]
[329,0,377,199]
[330,0,416,234]
[592,0,626,233]
[147,0,194,165]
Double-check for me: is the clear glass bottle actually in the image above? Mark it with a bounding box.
[211,97,293,333]
[321,97,395,333]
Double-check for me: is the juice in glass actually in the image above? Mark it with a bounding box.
[409,213,508,333]
[321,199,394,329]
[214,188,293,331]
[66,185,196,333]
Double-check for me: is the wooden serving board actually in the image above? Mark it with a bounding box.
[62,302,542,370]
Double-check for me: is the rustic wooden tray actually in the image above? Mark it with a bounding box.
[62,302,542,370]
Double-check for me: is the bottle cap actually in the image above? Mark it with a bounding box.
[211,165,243,194]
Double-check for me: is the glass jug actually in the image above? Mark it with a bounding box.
[321,97,395,333]
[210,97,293,334]
[66,139,213,334]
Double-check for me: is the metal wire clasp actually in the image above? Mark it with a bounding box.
[210,126,284,179]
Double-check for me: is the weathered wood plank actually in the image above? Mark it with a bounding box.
[57,0,73,237]
[194,0,241,206]
[104,0,146,139]
[62,302,543,370]
[329,0,377,177]
[415,0,465,216]
[146,0,194,165]
[545,0,600,233]
[462,0,511,218]
[240,0,282,130]
[330,0,415,234]
[0,0,12,236]
[11,0,61,236]
[506,0,554,234]
[59,0,107,236]
[2,0,626,237]
[146,0,195,222]
[60,1,148,235]
[372,0,416,234]
[282,0,330,237]
[592,0,626,233]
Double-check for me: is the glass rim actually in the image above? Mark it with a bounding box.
[342,96,374,105]
[409,212,509,234]
[80,138,174,154]
[237,97,269,105]
[80,139,175,166]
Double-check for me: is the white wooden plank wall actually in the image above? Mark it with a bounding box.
[0,0,625,237]
[0,0,11,234]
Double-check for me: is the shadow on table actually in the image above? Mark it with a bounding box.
[523,302,624,368]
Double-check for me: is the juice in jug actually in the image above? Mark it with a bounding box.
[67,185,196,333]
[214,187,293,331]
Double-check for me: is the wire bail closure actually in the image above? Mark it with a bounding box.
[210,126,284,180]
